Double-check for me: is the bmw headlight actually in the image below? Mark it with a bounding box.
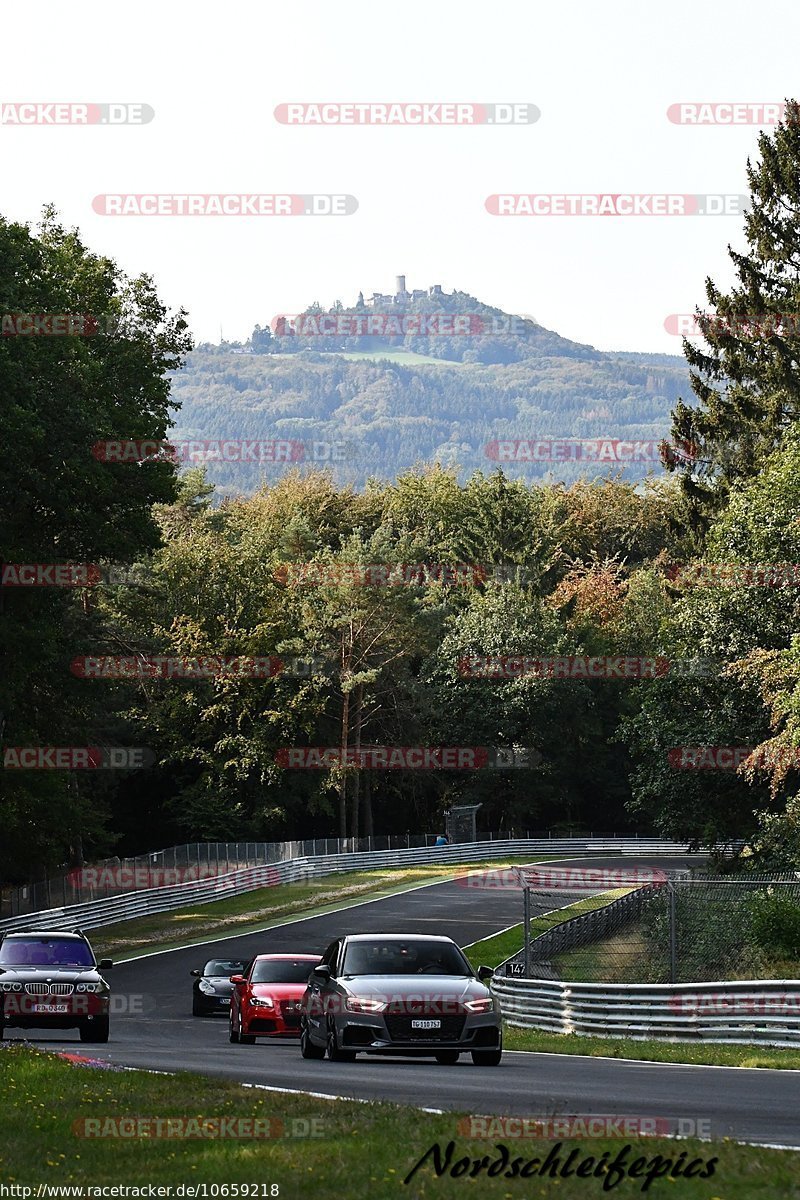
[1,982,23,993]
[198,980,216,995]
[76,982,103,993]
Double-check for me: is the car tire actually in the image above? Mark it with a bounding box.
[237,1011,256,1045]
[434,1050,460,1064]
[229,1012,240,1043]
[326,1021,356,1062]
[192,999,206,1017]
[79,1016,110,1044]
[470,1048,502,1066]
[300,1022,325,1060]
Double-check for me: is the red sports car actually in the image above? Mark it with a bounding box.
[229,953,320,1043]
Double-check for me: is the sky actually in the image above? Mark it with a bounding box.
[2,1,798,354]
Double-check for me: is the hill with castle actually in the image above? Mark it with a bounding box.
[170,278,689,495]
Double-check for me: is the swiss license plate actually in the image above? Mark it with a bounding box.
[218,998,230,1004]
[411,1019,441,1029]
[33,1004,68,1013]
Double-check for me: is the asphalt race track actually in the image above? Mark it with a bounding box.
[8,857,800,1149]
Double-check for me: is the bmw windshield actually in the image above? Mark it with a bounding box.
[0,938,95,968]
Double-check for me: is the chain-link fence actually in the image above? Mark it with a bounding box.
[520,874,800,984]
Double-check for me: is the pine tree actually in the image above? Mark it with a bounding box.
[664,98,800,528]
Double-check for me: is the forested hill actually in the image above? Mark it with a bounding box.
[168,292,688,494]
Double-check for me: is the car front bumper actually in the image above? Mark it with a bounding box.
[334,1010,501,1052]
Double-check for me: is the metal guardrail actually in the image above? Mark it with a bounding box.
[491,975,800,1047]
[2,830,699,918]
[0,838,703,935]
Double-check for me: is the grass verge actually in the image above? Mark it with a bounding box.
[503,1026,800,1070]
[1,1043,797,1196]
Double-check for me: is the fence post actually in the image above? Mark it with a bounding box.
[669,884,677,983]
[523,887,531,977]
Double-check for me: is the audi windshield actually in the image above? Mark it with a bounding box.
[341,940,471,976]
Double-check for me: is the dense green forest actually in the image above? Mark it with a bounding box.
[4,104,800,884]
[169,336,688,493]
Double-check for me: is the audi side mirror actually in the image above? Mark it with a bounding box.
[99,959,114,970]
[312,964,331,981]
[477,964,494,982]
[230,974,246,985]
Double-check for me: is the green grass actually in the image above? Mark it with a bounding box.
[1,1043,797,1196]
[464,889,632,970]
[554,923,651,983]
[553,922,800,985]
[504,1026,800,1069]
[91,857,564,962]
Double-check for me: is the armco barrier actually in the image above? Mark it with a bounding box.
[3,830,711,918]
[491,975,800,1048]
[0,838,705,935]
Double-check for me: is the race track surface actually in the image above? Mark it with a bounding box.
[8,856,799,1149]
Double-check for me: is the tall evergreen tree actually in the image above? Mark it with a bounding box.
[664,98,800,527]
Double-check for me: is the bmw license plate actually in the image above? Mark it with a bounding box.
[411,1019,440,1029]
[33,1004,68,1013]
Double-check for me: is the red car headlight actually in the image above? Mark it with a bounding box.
[249,996,275,1008]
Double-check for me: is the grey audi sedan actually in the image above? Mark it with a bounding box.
[299,933,502,1065]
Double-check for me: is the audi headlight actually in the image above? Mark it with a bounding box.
[464,996,496,1013]
[345,996,387,1013]
[1,982,22,993]
[249,996,274,1008]
[76,982,103,993]
[198,980,216,995]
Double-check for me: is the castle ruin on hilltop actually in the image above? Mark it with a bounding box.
[360,276,446,308]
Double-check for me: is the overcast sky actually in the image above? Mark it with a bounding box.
[3,1,798,354]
